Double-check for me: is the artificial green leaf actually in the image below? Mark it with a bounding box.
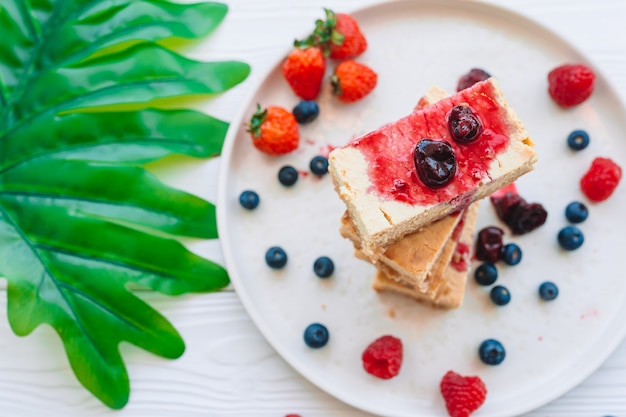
[1,109,229,167]
[0,1,228,96]
[0,201,228,408]
[0,158,219,238]
[43,1,228,66]
[7,43,249,129]
[0,0,249,409]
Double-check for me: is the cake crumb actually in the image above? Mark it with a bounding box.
[321,304,326,310]
[388,308,396,318]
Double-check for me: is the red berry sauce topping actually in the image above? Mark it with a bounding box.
[449,211,470,272]
[457,68,491,92]
[361,335,403,379]
[350,80,511,205]
[490,183,547,235]
[476,226,504,263]
[580,157,622,202]
[413,139,457,189]
[451,243,471,272]
[440,370,487,417]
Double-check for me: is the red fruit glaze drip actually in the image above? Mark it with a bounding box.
[350,80,511,205]
[451,243,470,272]
[451,210,466,241]
[490,182,518,199]
[449,210,470,272]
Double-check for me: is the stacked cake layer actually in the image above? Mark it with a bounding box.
[328,78,537,308]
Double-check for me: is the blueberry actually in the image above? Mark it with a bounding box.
[557,226,584,251]
[278,165,299,186]
[567,129,590,151]
[478,339,506,365]
[313,256,334,278]
[500,243,522,266]
[293,100,320,124]
[303,323,329,348]
[474,263,498,286]
[539,281,559,301]
[490,285,511,306]
[239,190,259,210]
[565,201,588,223]
[265,246,287,269]
[310,155,329,176]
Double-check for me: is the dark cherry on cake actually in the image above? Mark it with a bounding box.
[352,80,511,203]
[490,183,547,235]
[413,106,484,189]
[448,105,484,144]
[413,139,457,189]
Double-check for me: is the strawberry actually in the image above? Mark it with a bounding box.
[295,8,367,60]
[548,63,595,107]
[328,12,367,59]
[331,60,377,103]
[282,47,326,100]
[247,105,299,155]
[440,370,487,417]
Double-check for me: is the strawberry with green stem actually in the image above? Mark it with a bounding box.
[331,60,377,103]
[295,8,367,60]
[247,104,299,155]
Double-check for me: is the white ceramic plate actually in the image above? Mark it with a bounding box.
[217,1,626,416]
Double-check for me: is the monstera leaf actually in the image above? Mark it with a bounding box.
[0,0,249,409]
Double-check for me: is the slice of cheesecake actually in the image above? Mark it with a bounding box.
[371,202,479,309]
[329,78,536,260]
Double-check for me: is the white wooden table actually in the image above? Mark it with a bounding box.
[2,0,626,416]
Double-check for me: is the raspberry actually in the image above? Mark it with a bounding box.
[361,335,403,379]
[440,370,487,417]
[548,64,595,107]
[580,157,622,202]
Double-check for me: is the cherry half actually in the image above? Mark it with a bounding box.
[448,105,483,144]
[457,68,491,91]
[413,139,457,189]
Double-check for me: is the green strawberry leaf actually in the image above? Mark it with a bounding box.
[0,0,249,409]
